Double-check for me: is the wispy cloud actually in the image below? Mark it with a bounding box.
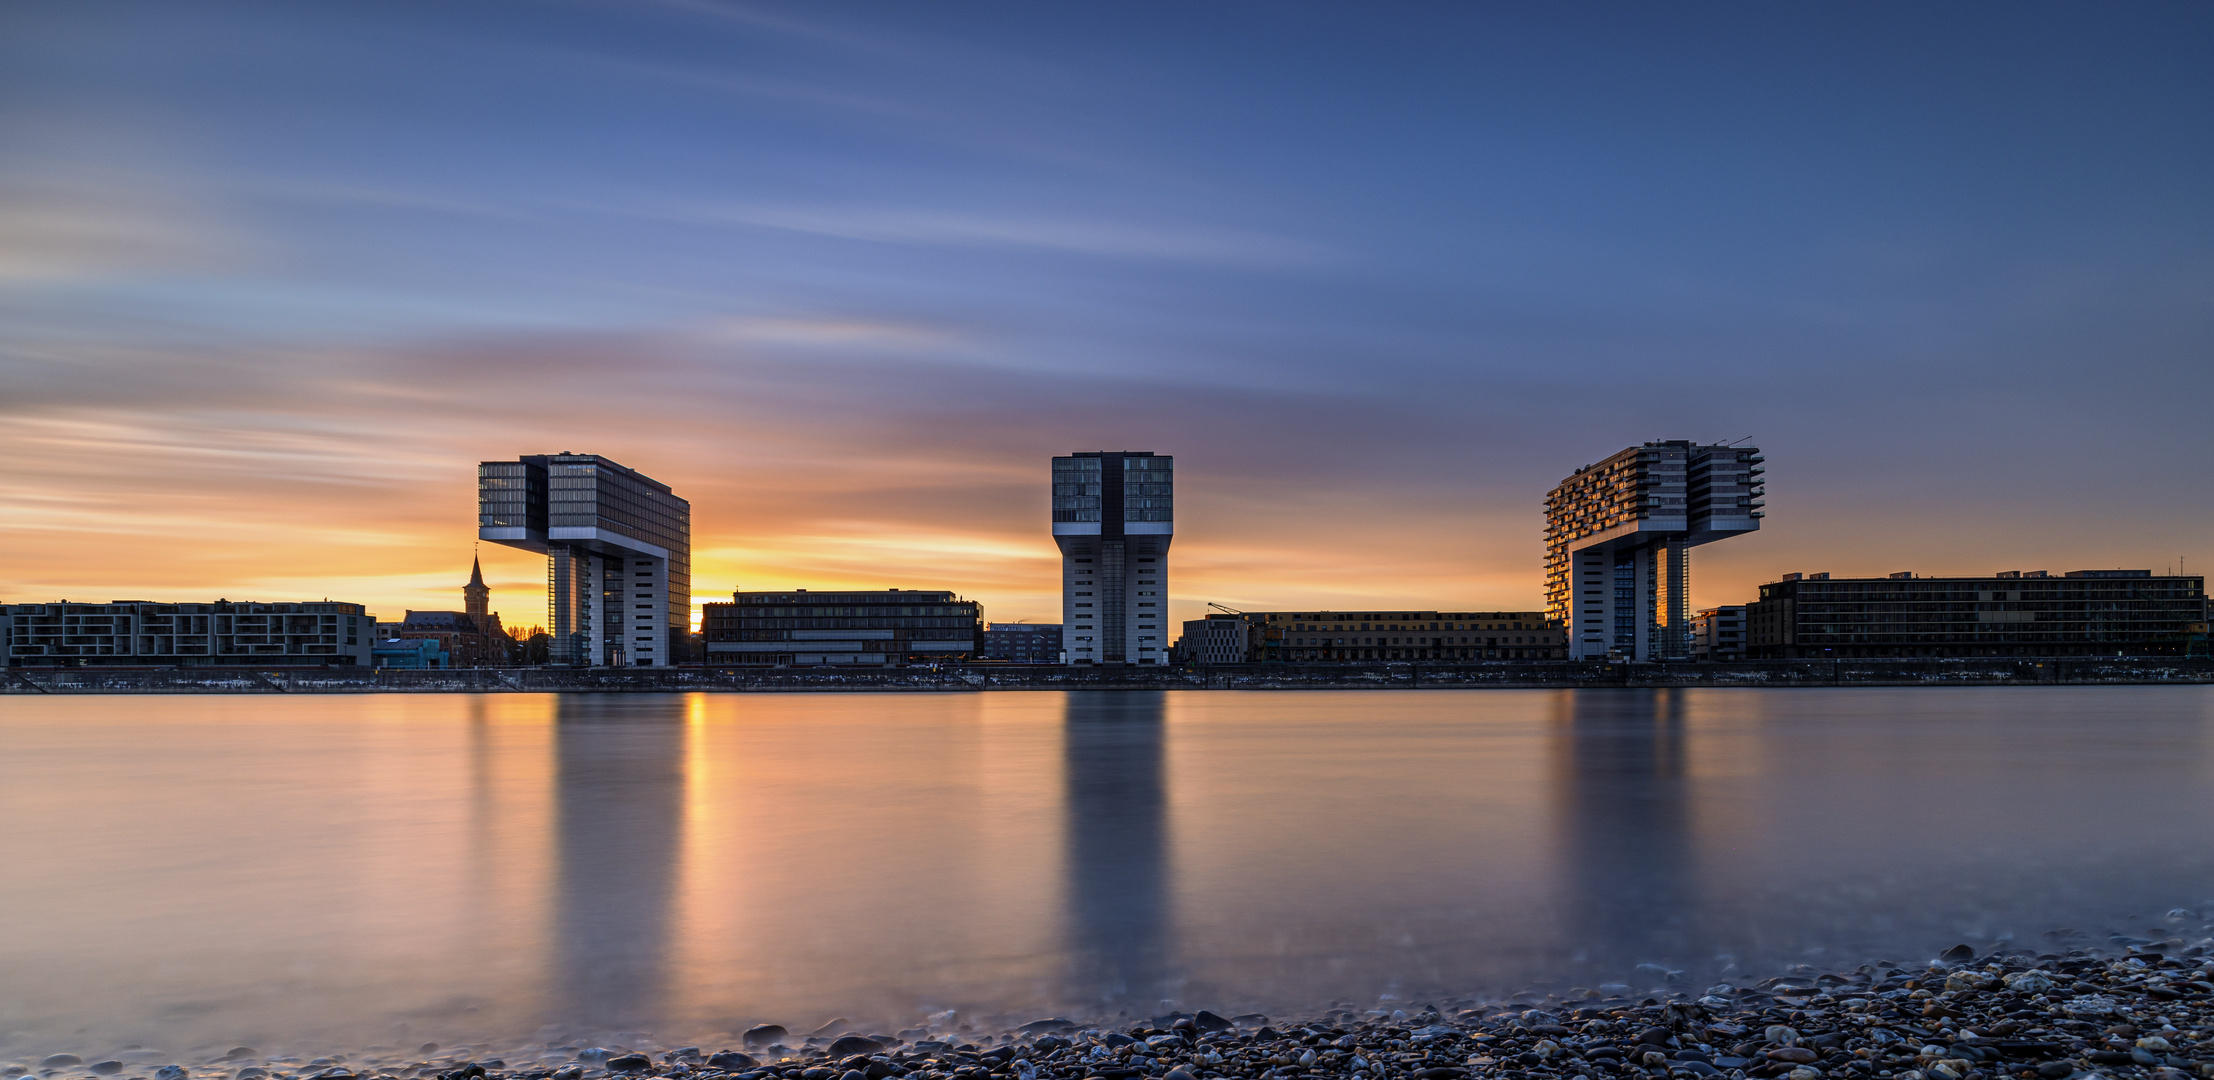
[693,315,963,350]
[660,203,1335,267]
[237,178,534,221]
[0,179,234,283]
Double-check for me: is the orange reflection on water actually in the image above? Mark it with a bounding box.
[661,693,1067,1036]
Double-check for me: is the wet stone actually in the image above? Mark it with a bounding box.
[88,940,2214,1080]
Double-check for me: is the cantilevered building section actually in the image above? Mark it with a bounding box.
[1545,441,1764,661]
[479,453,690,667]
[1053,451,1172,664]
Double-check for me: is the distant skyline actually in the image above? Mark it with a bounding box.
[4,2,2210,632]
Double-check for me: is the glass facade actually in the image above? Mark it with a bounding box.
[1052,457,1102,523]
[477,461,545,532]
[1122,455,1173,522]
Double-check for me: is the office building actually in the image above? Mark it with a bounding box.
[479,453,690,667]
[1178,614,1255,665]
[5,600,374,667]
[700,589,982,666]
[1545,441,1765,661]
[979,622,1062,663]
[1691,605,1748,661]
[1745,570,2207,658]
[1052,451,1172,665]
[1250,610,1565,662]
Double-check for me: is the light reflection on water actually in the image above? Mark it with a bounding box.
[2,687,2211,1059]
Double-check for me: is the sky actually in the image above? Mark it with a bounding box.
[4,1,2211,632]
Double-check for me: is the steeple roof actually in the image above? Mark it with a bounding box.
[468,555,485,588]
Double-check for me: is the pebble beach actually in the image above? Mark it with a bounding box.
[12,941,2213,1080]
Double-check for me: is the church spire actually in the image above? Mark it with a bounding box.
[464,553,491,622]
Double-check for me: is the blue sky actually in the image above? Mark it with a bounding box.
[4,1,2210,625]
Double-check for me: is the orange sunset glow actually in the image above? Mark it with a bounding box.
[4,4,2207,632]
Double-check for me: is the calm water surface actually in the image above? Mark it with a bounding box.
[4,688,2213,1058]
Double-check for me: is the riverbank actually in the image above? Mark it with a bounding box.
[4,659,2212,693]
[9,941,2211,1080]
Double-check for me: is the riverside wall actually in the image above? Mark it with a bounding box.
[5,658,2213,693]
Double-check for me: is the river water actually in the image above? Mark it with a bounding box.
[3,688,2212,1060]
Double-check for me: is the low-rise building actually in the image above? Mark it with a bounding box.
[5,600,374,667]
[701,588,982,666]
[979,623,1062,663]
[1745,570,2207,658]
[1179,614,1254,665]
[374,638,449,669]
[1692,605,1748,661]
[1248,609,1566,662]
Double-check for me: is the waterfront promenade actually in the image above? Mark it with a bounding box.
[6,658,2211,693]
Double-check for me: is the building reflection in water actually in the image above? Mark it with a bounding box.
[552,695,685,1032]
[1554,688,1704,985]
[1062,691,1172,1015]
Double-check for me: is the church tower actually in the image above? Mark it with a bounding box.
[464,554,491,627]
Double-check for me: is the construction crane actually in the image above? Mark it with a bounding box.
[1207,602,1246,616]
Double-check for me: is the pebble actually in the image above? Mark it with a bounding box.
[40,1058,82,1070]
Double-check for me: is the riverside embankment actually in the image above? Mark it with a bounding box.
[4,659,2211,693]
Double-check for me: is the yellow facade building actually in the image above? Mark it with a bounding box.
[1249,610,1565,663]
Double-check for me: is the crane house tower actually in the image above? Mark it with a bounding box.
[1544,440,1764,662]
[479,453,691,667]
[1052,451,1173,664]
